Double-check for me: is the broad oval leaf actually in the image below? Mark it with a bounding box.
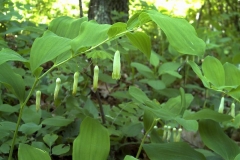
[202,56,225,88]
[30,30,71,73]
[224,62,240,87]
[41,116,73,127]
[108,22,127,38]
[143,142,205,160]
[124,155,138,160]
[52,144,70,155]
[0,63,25,102]
[145,10,205,55]
[175,117,198,132]
[43,134,58,148]
[71,21,111,53]
[126,32,151,59]
[73,117,110,160]
[183,109,232,122]
[49,16,88,39]
[199,119,240,160]
[131,62,155,78]
[18,143,51,160]
[19,123,41,135]
[0,48,27,65]
[129,86,150,103]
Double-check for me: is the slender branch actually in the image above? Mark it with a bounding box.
[8,79,39,160]
[96,90,106,124]
[136,119,157,159]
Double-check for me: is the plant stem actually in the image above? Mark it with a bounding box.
[96,90,106,124]
[8,79,39,160]
[136,119,156,159]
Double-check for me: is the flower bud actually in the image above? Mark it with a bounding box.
[230,102,235,118]
[162,125,168,140]
[93,65,99,92]
[36,90,41,112]
[175,128,182,142]
[166,126,171,141]
[54,78,61,100]
[72,72,79,96]
[173,128,177,142]
[218,97,224,113]
[112,50,121,80]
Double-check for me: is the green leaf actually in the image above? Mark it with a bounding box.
[30,30,71,73]
[52,144,70,155]
[175,117,198,132]
[124,155,138,160]
[0,48,27,65]
[183,109,232,122]
[71,21,111,53]
[73,117,110,160]
[0,104,18,113]
[41,116,73,127]
[146,10,206,55]
[122,122,143,137]
[202,56,225,88]
[150,51,159,67]
[143,142,205,160]
[146,80,166,90]
[126,32,151,59]
[0,63,25,102]
[187,60,210,88]
[22,105,41,124]
[0,121,16,131]
[86,50,113,60]
[143,109,156,131]
[199,120,240,160]
[234,154,240,160]
[129,86,150,103]
[131,62,155,78]
[107,22,127,38]
[18,143,51,160]
[49,16,88,39]
[162,93,193,117]
[127,12,141,29]
[43,134,58,148]
[19,123,41,135]
[224,62,240,87]
[158,62,182,78]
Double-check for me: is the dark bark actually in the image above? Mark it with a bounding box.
[88,0,129,24]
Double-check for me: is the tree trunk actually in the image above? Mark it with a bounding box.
[88,0,129,24]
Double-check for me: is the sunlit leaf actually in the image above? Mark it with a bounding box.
[71,21,111,53]
[126,32,151,59]
[108,22,127,38]
[199,120,240,160]
[145,10,205,55]
[202,56,225,88]
[0,48,27,65]
[73,117,110,160]
[188,60,210,88]
[143,142,205,160]
[30,30,71,73]
[49,16,88,39]
[175,117,198,132]
[18,144,51,160]
[224,62,240,87]
[86,50,113,60]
